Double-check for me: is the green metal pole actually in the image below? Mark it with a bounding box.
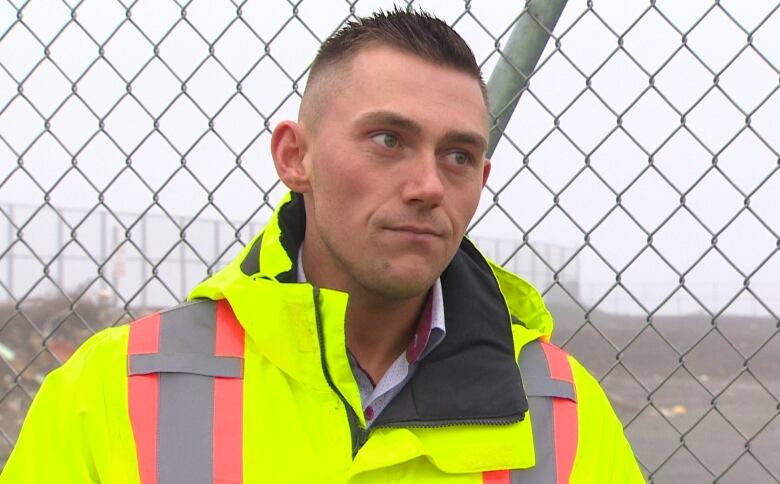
[486,0,568,159]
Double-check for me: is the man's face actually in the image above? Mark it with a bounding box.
[300,45,490,300]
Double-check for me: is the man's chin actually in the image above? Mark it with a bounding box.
[362,274,438,301]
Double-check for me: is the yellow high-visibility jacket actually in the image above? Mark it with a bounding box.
[1,192,644,483]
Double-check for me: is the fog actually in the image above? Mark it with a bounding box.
[1,0,778,315]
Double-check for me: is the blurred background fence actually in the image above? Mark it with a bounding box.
[1,1,780,482]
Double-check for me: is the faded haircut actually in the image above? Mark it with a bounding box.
[300,7,487,126]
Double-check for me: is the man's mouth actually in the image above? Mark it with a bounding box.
[389,224,442,236]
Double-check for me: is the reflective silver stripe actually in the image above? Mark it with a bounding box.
[522,376,576,402]
[509,340,571,483]
[157,300,218,484]
[129,353,242,378]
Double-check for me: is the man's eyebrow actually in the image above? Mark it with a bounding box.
[441,131,487,155]
[357,110,488,154]
[357,110,423,134]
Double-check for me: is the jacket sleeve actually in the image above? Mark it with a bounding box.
[568,354,646,484]
[0,326,135,484]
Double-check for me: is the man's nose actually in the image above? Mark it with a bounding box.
[402,153,445,206]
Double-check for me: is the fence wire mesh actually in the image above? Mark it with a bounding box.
[1,1,780,482]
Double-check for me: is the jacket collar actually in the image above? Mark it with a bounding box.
[374,236,528,427]
[190,191,554,430]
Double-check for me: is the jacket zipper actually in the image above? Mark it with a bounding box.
[311,286,369,458]
[311,286,524,457]
[372,415,524,430]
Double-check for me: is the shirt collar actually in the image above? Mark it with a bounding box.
[296,245,446,364]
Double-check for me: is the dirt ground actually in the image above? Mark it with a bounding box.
[549,303,780,483]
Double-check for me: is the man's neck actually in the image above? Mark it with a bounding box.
[343,289,428,383]
[296,242,429,382]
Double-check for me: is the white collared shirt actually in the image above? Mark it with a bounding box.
[296,246,446,426]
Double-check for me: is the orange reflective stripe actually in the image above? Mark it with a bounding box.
[127,312,161,484]
[541,342,573,384]
[127,312,161,355]
[482,469,511,483]
[540,342,577,484]
[484,341,579,483]
[213,300,244,484]
[128,302,246,484]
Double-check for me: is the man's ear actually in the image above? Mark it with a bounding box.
[271,120,312,193]
[482,158,491,187]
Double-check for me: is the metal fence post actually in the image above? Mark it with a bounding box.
[140,216,148,309]
[56,214,64,289]
[213,219,219,275]
[6,205,13,297]
[179,217,186,301]
[486,0,568,158]
[100,211,107,292]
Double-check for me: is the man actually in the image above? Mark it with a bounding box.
[2,8,643,483]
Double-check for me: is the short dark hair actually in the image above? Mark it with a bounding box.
[308,7,487,103]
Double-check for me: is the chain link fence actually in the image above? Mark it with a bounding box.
[1,1,780,482]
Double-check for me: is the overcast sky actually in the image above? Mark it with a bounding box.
[1,0,779,315]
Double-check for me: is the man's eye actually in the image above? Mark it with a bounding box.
[371,132,399,149]
[445,151,472,166]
